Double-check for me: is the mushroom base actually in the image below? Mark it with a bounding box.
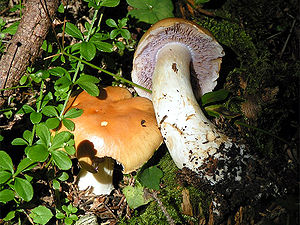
[77,157,115,195]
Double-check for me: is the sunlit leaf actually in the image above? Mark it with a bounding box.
[0,151,14,173]
[65,22,84,40]
[0,190,15,203]
[123,183,152,209]
[52,150,72,170]
[100,0,120,7]
[0,171,12,184]
[126,0,174,24]
[30,111,42,124]
[42,106,58,117]
[64,108,83,119]
[62,119,75,131]
[46,117,61,129]
[27,145,49,162]
[16,158,36,175]
[51,131,73,150]
[30,206,53,225]
[11,138,28,146]
[36,124,51,146]
[14,177,34,201]
[80,41,96,61]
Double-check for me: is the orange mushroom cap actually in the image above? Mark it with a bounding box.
[60,86,163,174]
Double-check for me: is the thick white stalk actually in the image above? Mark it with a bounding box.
[152,43,238,184]
[77,157,115,195]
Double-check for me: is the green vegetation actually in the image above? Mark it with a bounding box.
[0,0,298,224]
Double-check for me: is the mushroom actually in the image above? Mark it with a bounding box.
[131,18,244,185]
[59,86,163,195]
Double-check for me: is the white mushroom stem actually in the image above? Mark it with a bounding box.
[77,158,115,195]
[152,43,239,184]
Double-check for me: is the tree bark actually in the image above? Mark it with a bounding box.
[0,0,59,106]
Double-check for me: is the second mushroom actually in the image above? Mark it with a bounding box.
[58,86,162,195]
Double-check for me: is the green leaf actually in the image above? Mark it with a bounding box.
[64,108,83,119]
[123,184,152,209]
[80,41,96,61]
[36,124,51,146]
[110,29,120,39]
[52,179,60,190]
[2,21,20,35]
[27,145,49,162]
[11,137,28,146]
[100,0,120,7]
[91,40,113,52]
[20,75,28,85]
[126,0,174,24]
[46,117,61,129]
[23,130,32,142]
[30,111,42,124]
[30,206,53,225]
[69,214,78,220]
[14,177,34,201]
[62,119,75,131]
[75,75,100,96]
[0,135,3,142]
[65,22,84,40]
[0,171,12,184]
[118,18,128,28]
[0,151,14,173]
[195,0,210,4]
[120,29,131,40]
[17,104,35,114]
[58,172,69,181]
[51,131,73,150]
[201,89,230,106]
[16,158,35,175]
[48,67,69,77]
[52,150,72,170]
[90,32,110,40]
[65,217,73,225]
[138,166,163,190]
[55,75,72,90]
[0,189,15,203]
[41,40,53,53]
[64,145,76,155]
[58,3,65,13]
[42,106,58,117]
[106,19,118,28]
[3,210,16,221]
[56,211,65,219]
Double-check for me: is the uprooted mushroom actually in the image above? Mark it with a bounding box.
[58,86,162,195]
[131,18,250,185]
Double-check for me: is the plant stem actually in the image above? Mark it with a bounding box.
[235,120,290,145]
[59,9,100,117]
[63,52,152,93]
[29,80,45,146]
[0,85,30,91]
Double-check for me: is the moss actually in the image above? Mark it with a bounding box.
[197,17,257,61]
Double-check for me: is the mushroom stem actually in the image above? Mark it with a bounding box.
[77,157,115,195]
[152,43,237,184]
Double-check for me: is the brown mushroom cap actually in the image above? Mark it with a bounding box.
[60,86,163,173]
[131,17,224,99]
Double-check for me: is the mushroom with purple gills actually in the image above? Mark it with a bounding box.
[58,86,163,195]
[131,18,245,185]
